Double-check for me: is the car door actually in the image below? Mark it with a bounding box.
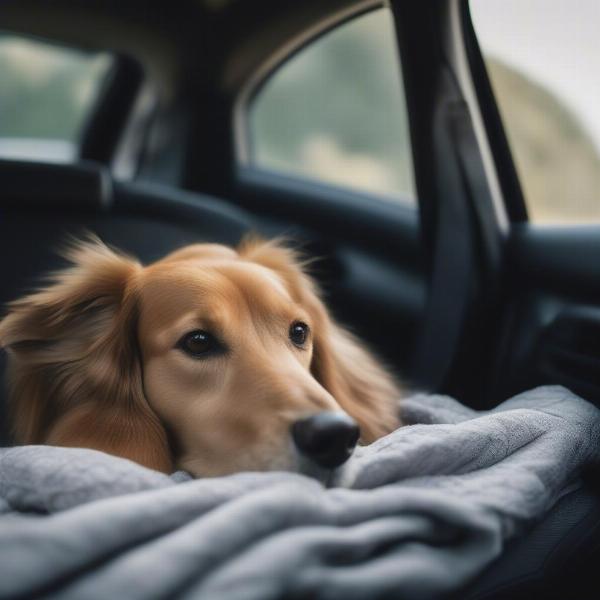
[438,1,600,595]
[465,0,600,408]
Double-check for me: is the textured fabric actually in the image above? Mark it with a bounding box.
[0,385,598,599]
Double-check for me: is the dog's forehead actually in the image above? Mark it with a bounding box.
[160,243,238,263]
[138,257,293,318]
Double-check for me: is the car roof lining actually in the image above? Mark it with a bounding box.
[0,0,377,101]
[0,2,183,96]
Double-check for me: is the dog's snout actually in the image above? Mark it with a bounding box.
[291,412,360,469]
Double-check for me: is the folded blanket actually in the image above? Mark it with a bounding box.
[0,385,598,599]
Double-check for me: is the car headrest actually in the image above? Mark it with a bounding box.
[0,159,112,210]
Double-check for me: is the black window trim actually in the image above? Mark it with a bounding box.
[460,0,529,223]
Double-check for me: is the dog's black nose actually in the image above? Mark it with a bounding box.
[291,412,360,468]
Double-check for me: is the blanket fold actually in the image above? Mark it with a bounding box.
[1,385,598,599]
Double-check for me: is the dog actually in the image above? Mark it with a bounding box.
[0,236,401,477]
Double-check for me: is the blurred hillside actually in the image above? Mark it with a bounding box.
[487,57,600,223]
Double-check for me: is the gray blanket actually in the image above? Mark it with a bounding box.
[1,385,599,599]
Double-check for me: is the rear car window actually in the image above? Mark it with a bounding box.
[470,0,600,224]
[243,8,415,205]
[0,33,111,163]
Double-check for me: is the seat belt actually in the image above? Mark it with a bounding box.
[411,97,477,391]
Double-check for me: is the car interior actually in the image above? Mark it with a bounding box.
[0,0,599,597]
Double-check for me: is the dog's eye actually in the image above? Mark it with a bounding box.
[289,321,310,347]
[177,330,221,358]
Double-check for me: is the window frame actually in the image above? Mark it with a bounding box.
[461,0,531,224]
[78,52,145,168]
[232,0,417,211]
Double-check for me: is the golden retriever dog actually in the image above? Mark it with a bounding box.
[0,237,401,477]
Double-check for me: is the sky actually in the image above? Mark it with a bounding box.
[470,0,600,152]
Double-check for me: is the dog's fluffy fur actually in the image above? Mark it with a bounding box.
[0,237,401,476]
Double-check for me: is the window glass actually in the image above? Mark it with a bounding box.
[246,8,415,204]
[470,0,600,224]
[0,33,111,162]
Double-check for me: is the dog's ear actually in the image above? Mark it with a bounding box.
[0,237,171,472]
[238,237,401,442]
[310,323,401,442]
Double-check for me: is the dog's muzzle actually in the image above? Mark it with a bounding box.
[291,412,360,468]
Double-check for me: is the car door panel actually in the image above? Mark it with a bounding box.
[489,224,600,407]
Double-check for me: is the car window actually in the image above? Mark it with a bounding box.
[0,33,111,163]
[470,0,600,224]
[244,8,415,205]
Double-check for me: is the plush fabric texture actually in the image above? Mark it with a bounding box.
[0,385,598,599]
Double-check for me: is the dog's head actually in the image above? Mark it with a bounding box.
[0,237,400,476]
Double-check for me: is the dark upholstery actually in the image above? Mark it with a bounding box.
[460,476,600,599]
[0,158,112,209]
